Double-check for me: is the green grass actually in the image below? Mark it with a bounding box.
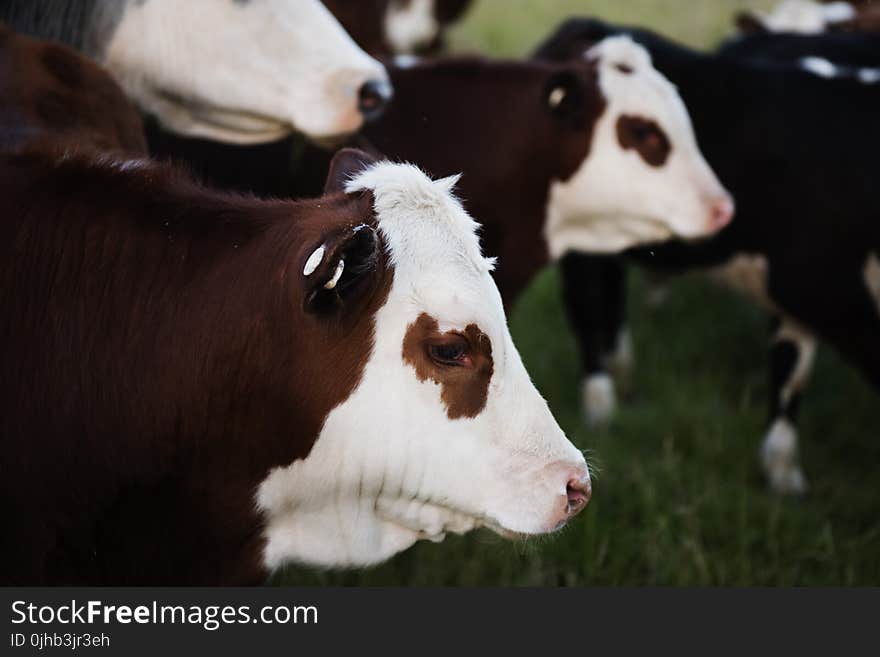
[274,0,880,586]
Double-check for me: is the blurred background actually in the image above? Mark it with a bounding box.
[275,0,880,586]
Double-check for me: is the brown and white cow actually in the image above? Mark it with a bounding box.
[0,0,392,144]
[0,146,590,584]
[0,23,146,155]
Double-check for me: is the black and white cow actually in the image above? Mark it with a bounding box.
[0,0,392,144]
[735,0,880,35]
[534,17,880,494]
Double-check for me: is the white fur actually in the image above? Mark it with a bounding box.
[858,68,880,85]
[544,36,732,256]
[864,252,880,316]
[760,418,808,494]
[392,54,421,69]
[607,327,634,378]
[748,0,856,33]
[384,0,438,55]
[258,162,589,570]
[583,373,616,427]
[800,56,838,78]
[103,0,388,143]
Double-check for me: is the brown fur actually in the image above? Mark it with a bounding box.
[0,23,146,154]
[402,313,494,419]
[616,115,671,167]
[0,148,391,585]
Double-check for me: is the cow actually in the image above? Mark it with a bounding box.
[0,0,392,144]
[0,23,146,155]
[0,145,592,585]
[735,0,880,35]
[718,31,880,73]
[144,37,733,310]
[321,0,472,55]
[533,17,880,494]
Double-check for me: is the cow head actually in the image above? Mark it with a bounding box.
[258,149,591,569]
[102,0,392,144]
[543,36,734,255]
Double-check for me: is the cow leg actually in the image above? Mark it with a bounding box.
[760,319,817,495]
[560,253,629,427]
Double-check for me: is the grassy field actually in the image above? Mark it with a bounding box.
[275,0,880,586]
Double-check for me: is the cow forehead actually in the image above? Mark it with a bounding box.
[589,38,685,118]
[347,162,505,340]
[346,162,494,279]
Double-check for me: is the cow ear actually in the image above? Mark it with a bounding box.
[735,11,768,34]
[323,148,380,194]
[544,70,585,127]
[302,222,380,314]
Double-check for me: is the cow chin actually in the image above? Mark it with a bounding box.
[546,213,674,257]
[140,91,294,145]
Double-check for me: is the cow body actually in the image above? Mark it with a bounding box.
[534,18,880,492]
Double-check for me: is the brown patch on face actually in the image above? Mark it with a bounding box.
[616,114,671,167]
[402,313,494,419]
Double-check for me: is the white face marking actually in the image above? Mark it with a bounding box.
[103,0,389,143]
[748,0,856,33]
[257,162,589,570]
[864,252,880,316]
[384,0,438,54]
[800,56,838,78]
[544,36,733,256]
[302,245,325,276]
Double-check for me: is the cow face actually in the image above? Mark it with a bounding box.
[258,152,590,570]
[103,0,391,144]
[544,36,734,256]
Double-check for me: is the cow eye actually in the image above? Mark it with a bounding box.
[428,338,470,366]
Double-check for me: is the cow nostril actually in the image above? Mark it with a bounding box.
[565,477,592,516]
[358,79,393,122]
[709,197,735,231]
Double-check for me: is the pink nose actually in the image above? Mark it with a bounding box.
[566,476,592,518]
[708,196,735,232]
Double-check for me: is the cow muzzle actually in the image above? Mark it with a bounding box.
[358,79,394,122]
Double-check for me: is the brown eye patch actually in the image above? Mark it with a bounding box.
[616,115,671,167]
[402,313,494,419]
